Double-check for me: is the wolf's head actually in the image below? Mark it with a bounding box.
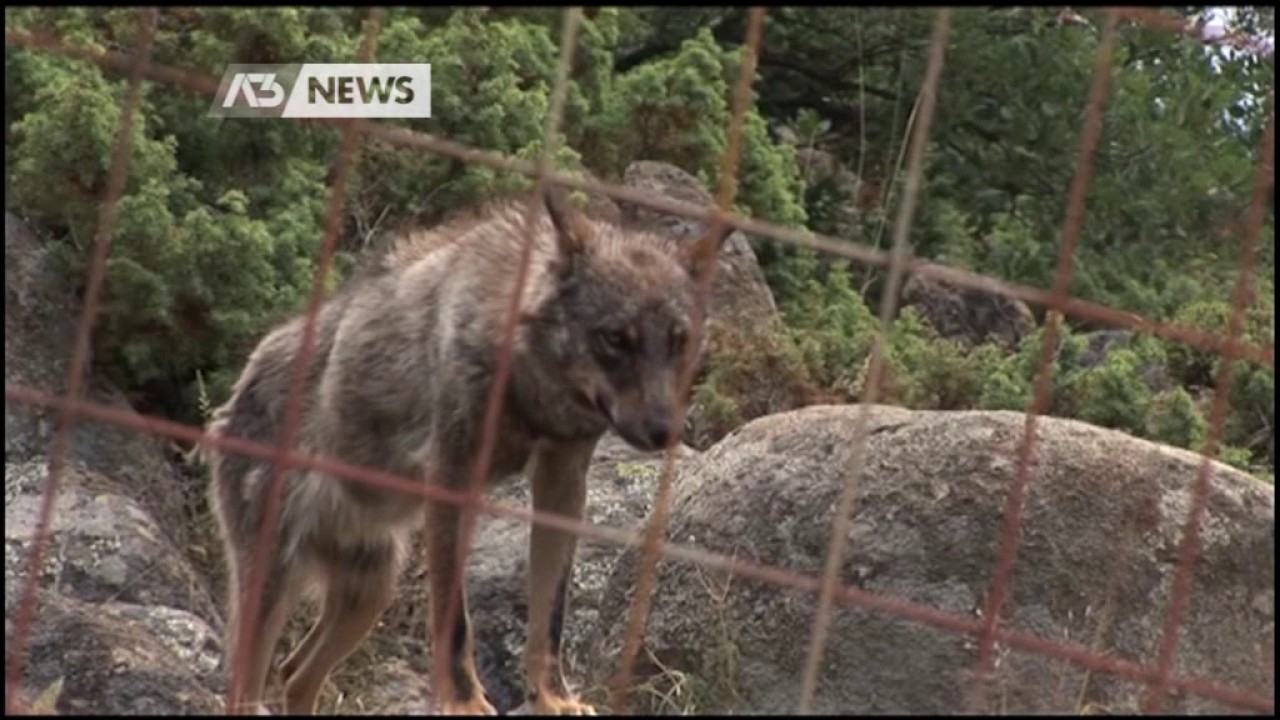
[520,187,732,452]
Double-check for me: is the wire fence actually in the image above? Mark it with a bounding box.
[3,5,1275,716]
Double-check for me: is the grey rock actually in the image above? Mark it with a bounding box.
[4,586,223,715]
[5,460,220,626]
[901,273,1036,350]
[589,405,1275,715]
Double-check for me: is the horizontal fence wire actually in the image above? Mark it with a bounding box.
[3,5,1274,717]
[3,384,1274,714]
[3,25,1273,371]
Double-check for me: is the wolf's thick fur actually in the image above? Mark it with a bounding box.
[202,188,728,715]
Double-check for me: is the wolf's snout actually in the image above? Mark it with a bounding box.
[644,408,672,449]
[610,403,673,452]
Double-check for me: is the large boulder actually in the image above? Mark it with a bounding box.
[588,405,1274,715]
[5,463,224,716]
[900,273,1036,350]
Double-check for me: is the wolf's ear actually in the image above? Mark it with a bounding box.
[543,185,593,261]
[680,214,735,279]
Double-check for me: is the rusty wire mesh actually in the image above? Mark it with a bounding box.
[3,5,1275,717]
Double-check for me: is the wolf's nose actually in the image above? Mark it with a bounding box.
[645,411,672,449]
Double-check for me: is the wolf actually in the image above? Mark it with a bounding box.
[200,186,730,715]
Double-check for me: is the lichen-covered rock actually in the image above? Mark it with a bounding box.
[590,405,1275,715]
[3,587,223,715]
[5,460,220,626]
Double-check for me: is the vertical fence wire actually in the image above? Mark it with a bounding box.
[794,8,954,714]
[964,9,1121,714]
[1,8,159,715]
[431,6,584,712]
[1141,96,1275,715]
[607,8,768,714]
[224,9,384,714]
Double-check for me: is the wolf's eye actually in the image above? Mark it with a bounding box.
[597,328,629,353]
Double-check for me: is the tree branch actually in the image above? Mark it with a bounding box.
[756,46,904,102]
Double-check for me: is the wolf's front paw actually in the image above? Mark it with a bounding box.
[529,691,597,716]
[436,696,498,716]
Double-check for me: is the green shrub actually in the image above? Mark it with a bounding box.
[687,319,825,449]
[778,260,877,397]
[879,308,1006,411]
[1147,387,1207,451]
[1073,347,1154,437]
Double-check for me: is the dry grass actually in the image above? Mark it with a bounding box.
[575,558,744,716]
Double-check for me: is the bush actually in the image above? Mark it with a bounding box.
[778,259,877,397]
[1163,293,1274,469]
[877,308,1006,411]
[1147,387,1207,451]
[1074,348,1154,437]
[687,319,824,449]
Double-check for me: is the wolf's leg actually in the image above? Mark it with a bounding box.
[278,608,324,690]
[426,495,497,715]
[282,542,400,715]
[225,558,305,715]
[525,438,598,716]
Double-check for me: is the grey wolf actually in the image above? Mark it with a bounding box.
[200,187,729,715]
